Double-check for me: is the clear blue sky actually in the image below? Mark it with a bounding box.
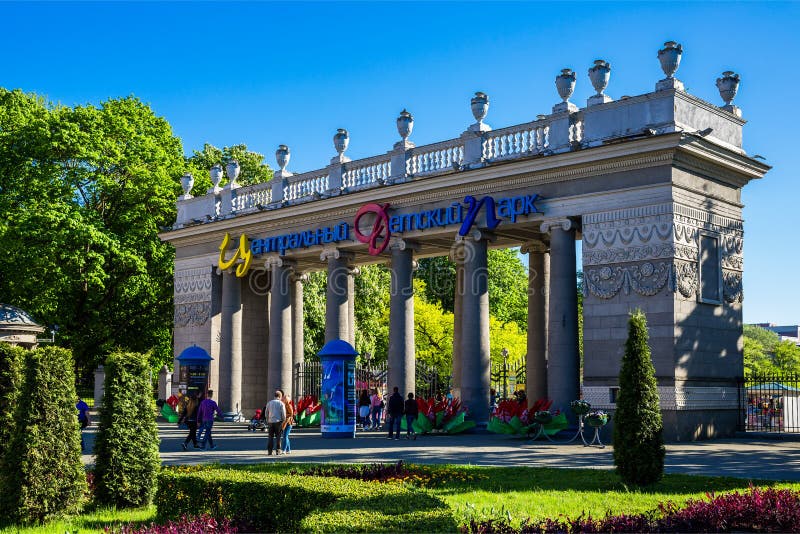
[4,1,798,324]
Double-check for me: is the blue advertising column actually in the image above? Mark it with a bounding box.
[177,345,214,398]
[317,339,358,438]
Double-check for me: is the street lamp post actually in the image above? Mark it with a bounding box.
[501,348,509,400]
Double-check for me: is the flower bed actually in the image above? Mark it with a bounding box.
[462,486,800,533]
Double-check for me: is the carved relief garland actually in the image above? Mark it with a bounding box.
[174,302,212,327]
[174,267,214,326]
[584,261,672,299]
[723,271,743,303]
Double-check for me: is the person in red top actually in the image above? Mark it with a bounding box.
[196,390,222,450]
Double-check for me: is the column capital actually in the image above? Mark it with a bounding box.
[521,239,550,254]
[291,271,309,284]
[455,229,496,243]
[540,217,578,234]
[264,255,296,270]
[389,236,420,252]
[320,246,355,262]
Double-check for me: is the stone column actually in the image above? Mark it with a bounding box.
[291,272,307,396]
[459,232,492,425]
[219,270,243,417]
[542,219,580,417]
[323,248,354,343]
[268,256,294,397]
[347,268,358,347]
[522,241,550,403]
[388,239,416,397]
[451,247,465,398]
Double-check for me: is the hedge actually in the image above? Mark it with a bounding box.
[94,351,161,508]
[156,466,456,533]
[0,346,86,524]
[0,342,25,461]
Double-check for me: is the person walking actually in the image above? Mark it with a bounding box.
[197,390,222,450]
[370,388,382,430]
[266,390,286,456]
[358,389,371,429]
[179,391,200,450]
[404,392,419,440]
[281,392,295,454]
[386,386,404,440]
[76,397,91,452]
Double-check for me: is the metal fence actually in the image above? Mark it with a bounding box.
[294,360,442,400]
[738,374,800,433]
[491,361,526,400]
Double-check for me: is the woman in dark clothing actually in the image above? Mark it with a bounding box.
[358,389,371,428]
[404,392,419,440]
[180,392,200,450]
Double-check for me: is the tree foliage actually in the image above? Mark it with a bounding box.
[0,89,185,374]
[0,346,86,524]
[94,351,161,508]
[613,309,665,486]
[743,325,800,375]
[186,142,273,192]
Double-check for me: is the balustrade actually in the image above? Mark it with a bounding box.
[172,42,745,229]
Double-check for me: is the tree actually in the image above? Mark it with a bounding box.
[94,351,160,508]
[415,249,529,332]
[744,325,780,355]
[186,143,273,192]
[353,265,390,360]
[613,309,665,486]
[772,340,800,374]
[0,90,185,375]
[0,346,86,524]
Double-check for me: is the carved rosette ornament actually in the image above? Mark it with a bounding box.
[584,261,671,299]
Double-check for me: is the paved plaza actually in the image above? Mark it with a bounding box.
[81,421,800,481]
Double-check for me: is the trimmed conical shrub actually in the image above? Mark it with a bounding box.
[94,351,160,507]
[613,309,665,485]
[0,346,86,524]
[0,343,25,462]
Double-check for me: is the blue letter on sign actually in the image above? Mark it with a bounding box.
[458,195,502,236]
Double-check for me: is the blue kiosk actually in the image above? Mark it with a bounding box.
[177,345,213,398]
[317,339,358,438]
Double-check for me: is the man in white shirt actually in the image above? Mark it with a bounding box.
[266,390,286,455]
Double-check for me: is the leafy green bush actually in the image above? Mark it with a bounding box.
[156,465,456,533]
[94,351,161,508]
[0,343,25,461]
[0,346,87,524]
[613,309,665,486]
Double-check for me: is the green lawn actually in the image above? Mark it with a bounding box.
[2,465,797,533]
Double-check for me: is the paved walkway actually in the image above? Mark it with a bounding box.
[80,422,800,481]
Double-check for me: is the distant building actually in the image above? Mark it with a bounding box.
[753,323,800,344]
[0,304,45,349]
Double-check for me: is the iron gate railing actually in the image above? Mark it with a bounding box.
[294,360,441,399]
[491,361,526,400]
[738,374,800,433]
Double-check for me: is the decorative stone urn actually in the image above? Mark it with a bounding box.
[588,60,611,95]
[553,69,578,113]
[396,109,414,140]
[555,69,577,102]
[180,173,194,198]
[209,164,224,190]
[276,144,291,172]
[333,128,349,155]
[716,71,740,106]
[225,159,240,188]
[657,41,682,78]
[470,92,490,124]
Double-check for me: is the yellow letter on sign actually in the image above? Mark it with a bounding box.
[218,233,252,278]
